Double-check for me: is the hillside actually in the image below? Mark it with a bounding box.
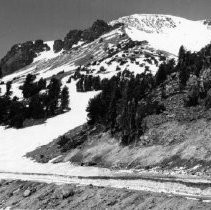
[1,14,211,207]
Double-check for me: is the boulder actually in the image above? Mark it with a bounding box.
[54,186,75,199]
[61,187,74,199]
[23,189,31,197]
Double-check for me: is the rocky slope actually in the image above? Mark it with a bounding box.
[1,180,210,210]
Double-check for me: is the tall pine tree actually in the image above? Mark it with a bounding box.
[61,86,70,111]
[28,94,45,119]
[47,78,61,115]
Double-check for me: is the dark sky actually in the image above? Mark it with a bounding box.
[0,0,211,58]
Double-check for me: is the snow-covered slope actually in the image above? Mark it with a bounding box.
[110,14,211,55]
[0,25,170,92]
[0,80,102,175]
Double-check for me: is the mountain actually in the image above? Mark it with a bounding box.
[0,16,172,87]
[1,14,211,124]
[1,14,211,79]
[110,14,211,55]
[1,14,211,183]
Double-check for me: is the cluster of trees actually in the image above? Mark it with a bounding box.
[176,45,211,107]
[76,75,101,92]
[85,43,211,144]
[86,71,165,145]
[155,59,175,86]
[153,44,211,109]
[0,74,70,128]
[74,42,211,146]
[154,45,210,91]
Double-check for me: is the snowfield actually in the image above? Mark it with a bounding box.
[0,80,105,176]
[111,14,211,55]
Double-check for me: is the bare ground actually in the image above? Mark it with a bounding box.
[0,179,210,210]
[26,118,211,176]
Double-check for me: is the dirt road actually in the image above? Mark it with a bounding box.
[0,170,211,203]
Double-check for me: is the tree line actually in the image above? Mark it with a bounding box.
[86,70,165,145]
[0,74,69,128]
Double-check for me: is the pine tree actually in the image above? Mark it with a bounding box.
[92,76,101,90]
[178,45,186,62]
[28,94,45,119]
[86,93,105,125]
[179,63,189,88]
[37,78,46,90]
[47,78,61,115]
[107,86,119,130]
[5,81,12,98]
[61,86,70,111]
[76,77,84,92]
[0,96,10,124]
[84,75,93,91]
[22,74,37,98]
[8,98,25,128]
[155,63,167,86]
[185,74,200,107]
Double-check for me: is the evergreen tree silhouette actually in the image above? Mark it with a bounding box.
[61,86,70,111]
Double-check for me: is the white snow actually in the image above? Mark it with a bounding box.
[0,80,102,176]
[111,14,211,55]
[72,41,84,48]
[33,41,64,62]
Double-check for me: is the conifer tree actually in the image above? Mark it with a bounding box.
[179,63,189,88]
[155,63,167,86]
[84,75,93,91]
[8,98,25,128]
[5,81,12,98]
[47,78,61,115]
[107,86,119,130]
[37,78,46,90]
[76,77,84,92]
[61,86,70,111]
[0,96,10,124]
[22,74,37,98]
[178,45,186,62]
[28,94,45,119]
[92,76,101,90]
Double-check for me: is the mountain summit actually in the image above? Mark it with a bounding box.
[111,14,211,54]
